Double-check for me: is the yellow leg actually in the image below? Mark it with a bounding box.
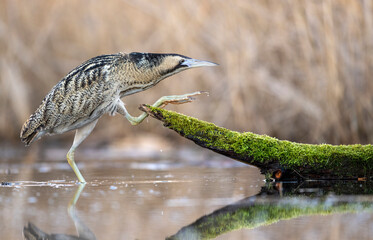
[67,119,98,183]
[67,150,86,183]
[116,91,207,125]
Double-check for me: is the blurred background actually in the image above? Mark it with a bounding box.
[1,0,373,149]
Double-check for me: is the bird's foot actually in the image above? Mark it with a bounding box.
[126,91,209,126]
[158,91,208,108]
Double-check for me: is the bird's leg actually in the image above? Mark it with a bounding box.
[67,119,98,183]
[117,91,206,125]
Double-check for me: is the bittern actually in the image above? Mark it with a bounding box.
[20,52,217,183]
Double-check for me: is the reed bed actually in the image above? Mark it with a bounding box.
[0,0,372,146]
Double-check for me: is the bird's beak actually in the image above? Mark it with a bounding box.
[181,58,218,68]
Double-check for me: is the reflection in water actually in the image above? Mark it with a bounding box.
[23,184,96,240]
[2,164,371,239]
[1,166,261,239]
[168,181,373,240]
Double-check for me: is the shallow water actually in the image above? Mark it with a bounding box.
[1,151,373,240]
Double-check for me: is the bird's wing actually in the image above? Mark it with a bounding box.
[20,53,124,145]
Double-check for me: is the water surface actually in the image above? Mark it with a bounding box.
[1,150,372,239]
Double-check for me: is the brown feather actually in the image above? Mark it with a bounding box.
[20,52,188,145]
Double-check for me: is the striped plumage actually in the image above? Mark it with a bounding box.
[21,53,191,144]
[20,52,217,182]
[20,54,118,145]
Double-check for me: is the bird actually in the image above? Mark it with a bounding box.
[23,184,94,240]
[20,52,217,183]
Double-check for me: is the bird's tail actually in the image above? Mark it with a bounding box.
[20,107,45,146]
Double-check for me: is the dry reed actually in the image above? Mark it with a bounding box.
[0,0,372,146]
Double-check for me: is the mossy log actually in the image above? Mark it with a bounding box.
[139,105,373,181]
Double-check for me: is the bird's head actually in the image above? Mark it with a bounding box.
[128,52,218,84]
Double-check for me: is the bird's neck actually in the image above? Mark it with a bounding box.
[118,68,166,97]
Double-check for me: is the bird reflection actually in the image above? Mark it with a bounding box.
[23,184,96,240]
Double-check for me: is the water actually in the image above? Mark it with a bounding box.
[0,151,372,239]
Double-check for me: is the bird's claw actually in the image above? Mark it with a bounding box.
[159,91,209,108]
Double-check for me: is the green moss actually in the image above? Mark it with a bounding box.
[167,198,373,239]
[148,106,373,178]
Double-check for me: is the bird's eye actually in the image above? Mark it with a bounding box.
[179,59,185,65]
